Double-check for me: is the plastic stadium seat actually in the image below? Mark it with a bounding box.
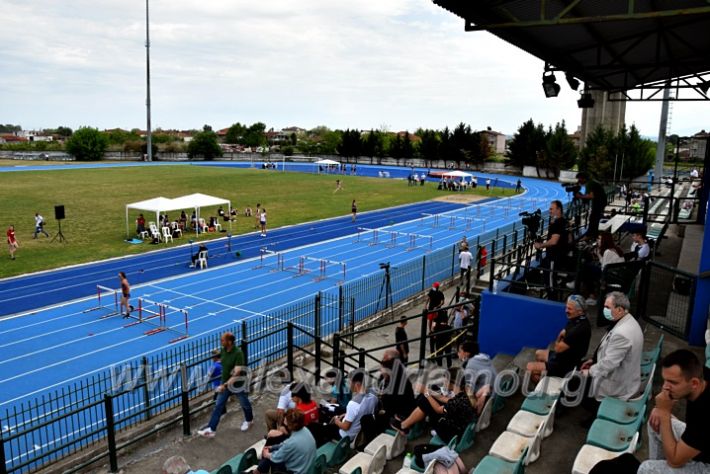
[214,466,232,474]
[520,392,557,416]
[572,433,639,474]
[585,417,643,452]
[489,421,545,465]
[364,429,406,460]
[307,454,328,474]
[533,374,568,398]
[455,422,478,452]
[596,380,652,425]
[338,444,387,474]
[213,447,258,474]
[493,375,516,414]
[395,460,436,474]
[507,403,556,439]
[476,397,493,432]
[472,447,528,474]
[317,436,352,467]
[248,439,266,459]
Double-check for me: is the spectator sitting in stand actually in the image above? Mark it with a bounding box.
[377,349,415,432]
[526,295,591,383]
[391,367,475,443]
[627,228,650,261]
[325,370,377,442]
[457,341,496,415]
[255,409,317,474]
[161,455,208,474]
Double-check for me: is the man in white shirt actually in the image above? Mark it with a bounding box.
[459,247,473,289]
[264,383,295,430]
[329,371,377,442]
[33,212,49,238]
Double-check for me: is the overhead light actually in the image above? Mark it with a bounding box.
[542,72,560,98]
[577,92,595,108]
[699,80,710,95]
[565,73,580,91]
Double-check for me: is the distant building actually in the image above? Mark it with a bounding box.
[481,127,506,154]
[17,130,53,142]
[688,130,708,160]
[579,90,626,146]
[569,127,583,149]
[266,128,290,144]
[0,134,28,143]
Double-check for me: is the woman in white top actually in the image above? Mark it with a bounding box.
[596,232,625,269]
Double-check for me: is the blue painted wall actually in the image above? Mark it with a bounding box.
[479,290,567,356]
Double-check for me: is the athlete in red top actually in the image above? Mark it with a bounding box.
[7,225,18,260]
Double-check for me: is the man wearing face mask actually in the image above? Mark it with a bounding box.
[580,291,643,412]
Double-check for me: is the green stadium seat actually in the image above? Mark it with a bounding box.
[317,436,352,467]
[472,447,527,474]
[596,380,652,425]
[520,393,557,416]
[307,454,327,474]
[585,417,643,452]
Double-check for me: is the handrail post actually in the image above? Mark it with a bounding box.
[240,320,248,366]
[142,356,152,421]
[489,240,497,292]
[421,255,427,291]
[419,309,427,368]
[338,285,344,332]
[332,333,340,370]
[180,363,191,436]
[287,323,295,381]
[358,349,366,368]
[104,394,119,473]
[0,425,7,474]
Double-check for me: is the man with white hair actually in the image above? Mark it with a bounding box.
[526,294,591,382]
[162,455,208,474]
[581,291,643,411]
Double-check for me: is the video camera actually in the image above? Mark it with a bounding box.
[563,183,582,194]
[379,262,390,270]
[519,209,542,239]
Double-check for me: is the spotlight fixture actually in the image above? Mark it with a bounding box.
[542,71,560,98]
[577,91,595,108]
[565,73,580,91]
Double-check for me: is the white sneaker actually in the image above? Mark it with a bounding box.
[241,421,253,432]
[565,281,575,289]
[197,427,215,438]
[430,429,437,437]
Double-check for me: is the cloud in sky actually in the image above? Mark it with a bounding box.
[1,0,706,136]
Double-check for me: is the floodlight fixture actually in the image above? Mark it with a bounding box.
[565,73,580,91]
[577,91,595,108]
[542,71,560,98]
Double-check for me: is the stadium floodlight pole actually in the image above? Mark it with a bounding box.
[145,0,153,162]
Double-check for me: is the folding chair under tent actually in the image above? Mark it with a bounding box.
[125,193,232,239]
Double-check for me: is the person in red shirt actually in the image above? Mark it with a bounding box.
[477,245,488,278]
[291,384,319,426]
[7,225,18,260]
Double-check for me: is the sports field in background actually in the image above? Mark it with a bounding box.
[0,165,514,278]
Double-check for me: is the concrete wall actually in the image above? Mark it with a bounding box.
[478,290,567,357]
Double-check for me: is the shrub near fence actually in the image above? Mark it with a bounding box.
[0,216,537,474]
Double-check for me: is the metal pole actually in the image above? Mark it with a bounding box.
[287,323,294,381]
[654,84,672,183]
[419,308,427,368]
[104,394,119,473]
[142,356,152,420]
[180,364,191,436]
[145,0,153,162]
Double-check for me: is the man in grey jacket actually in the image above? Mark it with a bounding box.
[580,291,643,410]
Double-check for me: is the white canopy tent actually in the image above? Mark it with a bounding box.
[314,158,340,165]
[125,193,232,238]
[314,158,340,174]
[441,170,473,178]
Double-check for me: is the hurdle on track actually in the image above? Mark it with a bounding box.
[86,284,120,317]
[123,297,189,343]
[296,255,346,282]
[420,213,440,228]
[253,248,284,272]
[355,227,433,252]
[447,215,477,231]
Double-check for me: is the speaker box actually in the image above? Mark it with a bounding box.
[55,205,65,220]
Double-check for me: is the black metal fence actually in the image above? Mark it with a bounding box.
[637,261,697,339]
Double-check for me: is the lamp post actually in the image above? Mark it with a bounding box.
[145,0,153,162]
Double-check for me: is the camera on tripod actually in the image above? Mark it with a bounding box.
[379,262,390,270]
[563,183,581,194]
[519,209,542,239]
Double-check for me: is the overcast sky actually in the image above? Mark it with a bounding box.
[1,0,707,137]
